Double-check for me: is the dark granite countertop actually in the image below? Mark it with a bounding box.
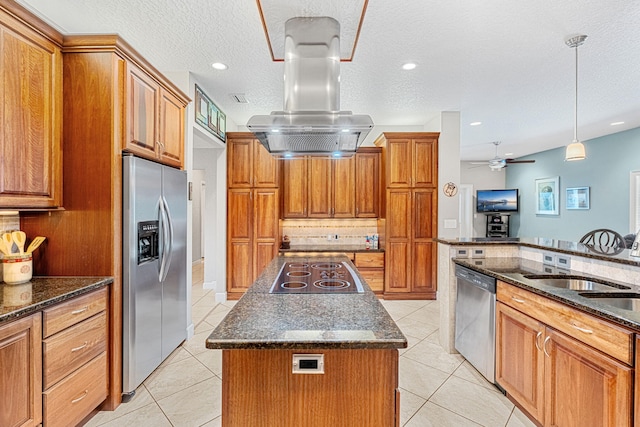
[279,244,384,253]
[0,276,113,326]
[206,255,406,350]
[438,236,640,267]
[453,257,640,331]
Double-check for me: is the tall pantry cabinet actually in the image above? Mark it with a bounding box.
[375,133,439,299]
[226,133,280,299]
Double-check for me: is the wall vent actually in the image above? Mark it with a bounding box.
[230,93,249,104]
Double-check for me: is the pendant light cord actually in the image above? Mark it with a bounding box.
[574,44,579,142]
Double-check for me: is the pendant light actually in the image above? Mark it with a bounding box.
[565,34,587,161]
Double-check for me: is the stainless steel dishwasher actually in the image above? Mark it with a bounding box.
[454,264,497,384]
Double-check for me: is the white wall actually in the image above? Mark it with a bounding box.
[191,169,205,261]
[438,112,461,239]
[460,161,507,236]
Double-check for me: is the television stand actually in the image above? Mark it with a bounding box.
[485,214,510,238]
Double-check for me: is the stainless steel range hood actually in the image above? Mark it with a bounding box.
[247,17,374,157]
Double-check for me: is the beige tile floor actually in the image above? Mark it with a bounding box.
[85,262,536,426]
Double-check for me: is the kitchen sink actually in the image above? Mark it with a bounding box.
[522,275,630,291]
[578,293,640,312]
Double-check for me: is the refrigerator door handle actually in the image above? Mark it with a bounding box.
[159,195,174,282]
[158,196,168,281]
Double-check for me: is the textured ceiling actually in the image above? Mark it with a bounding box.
[17,0,640,161]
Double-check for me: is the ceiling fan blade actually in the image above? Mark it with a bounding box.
[505,159,536,164]
[469,161,490,165]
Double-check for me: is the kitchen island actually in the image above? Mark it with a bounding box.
[206,254,406,427]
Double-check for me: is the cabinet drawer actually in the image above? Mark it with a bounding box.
[354,252,384,268]
[497,281,633,365]
[359,269,384,292]
[43,288,108,338]
[43,352,107,427]
[43,312,107,389]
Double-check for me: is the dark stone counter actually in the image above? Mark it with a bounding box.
[453,257,640,331]
[437,236,640,267]
[279,244,384,253]
[0,276,113,325]
[206,255,406,350]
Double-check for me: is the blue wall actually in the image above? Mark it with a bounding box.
[506,127,640,241]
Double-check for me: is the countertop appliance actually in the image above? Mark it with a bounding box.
[454,264,497,384]
[122,155,187,397]
[269,260,364,294]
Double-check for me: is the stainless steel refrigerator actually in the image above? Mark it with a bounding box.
[122,154,188,397]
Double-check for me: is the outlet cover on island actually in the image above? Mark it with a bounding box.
[444,219,457,229]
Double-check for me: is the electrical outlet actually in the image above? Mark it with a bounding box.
[327,234,333,241]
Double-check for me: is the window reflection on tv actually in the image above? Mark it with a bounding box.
[476,189,519,212]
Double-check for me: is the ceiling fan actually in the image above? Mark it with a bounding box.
[470,141,536,171]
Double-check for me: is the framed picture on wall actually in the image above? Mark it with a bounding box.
[535,176,559,215]
[566,187,590,210]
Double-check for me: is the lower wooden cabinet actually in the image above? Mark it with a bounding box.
[354,252,384,293]
[0,313,42,427]
[41,287,109,426]
[496,282,633,427]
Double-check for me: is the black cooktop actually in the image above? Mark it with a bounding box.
[269,260,364,294]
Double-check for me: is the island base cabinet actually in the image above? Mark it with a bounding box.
[222,349,399,426]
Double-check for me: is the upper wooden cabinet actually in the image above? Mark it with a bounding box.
[281,148,379,219]
[227,135,279,188]
[374,133,438,188]
[354,148,381,218]
[125,61,186,168]
[0,5,63,208]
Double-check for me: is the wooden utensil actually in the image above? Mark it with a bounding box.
[1,233,14,254]
[26,236,46,254]
[11,231,26,255]
[0,238,10,256]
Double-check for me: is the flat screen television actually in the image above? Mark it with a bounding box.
[476,189,519,213]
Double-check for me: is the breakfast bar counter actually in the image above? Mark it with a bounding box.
[206,254,406,427]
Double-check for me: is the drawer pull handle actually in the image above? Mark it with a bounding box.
[543,336,551,358]
[71,307,88,315]
[71,390,88,404]
[534,331,543,352]
[71,341,88,352]
[570,322,593,334]
[511,297,526,303]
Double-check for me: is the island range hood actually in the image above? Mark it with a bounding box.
[247,16,374,157]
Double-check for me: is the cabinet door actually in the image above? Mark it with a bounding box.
[126,63,159,159]
[544,328,632,427]
[386,190,411,239]
[386,138,412,187]
[308,158,332,217]
[355,150,380,217]
[413,189,436,239]
[227,189,252,292]
[495,302,545,422]
[0,313,42,427]
[227,138,253,188]
[158,88,184,168]
[0,15,62,208]
[413,137,438,187]
[253,140,279,187]
[411,241,436,294]
[254,189,279,241]
[332,157,355,217]
[385,241,410,292]
[282,158,307,218]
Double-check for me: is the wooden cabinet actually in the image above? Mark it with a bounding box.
[227,137,279,188]
[282,156,358,218]
[0,4,63,208]
[354,252,385,293]
[42,288,109,427]
[375,133,439,299]
[125,61,186,169]
[227,133,280,298]
[496,282,633,427]
[0,313,42,427]
[354,148,381,218]
[20,34,190,410]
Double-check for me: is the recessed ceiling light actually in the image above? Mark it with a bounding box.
[211,62,228,70]
[470,121,482,126]
[611,121,625,126]
[402,63,417,70]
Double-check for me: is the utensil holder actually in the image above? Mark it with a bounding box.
[2,253,33,284]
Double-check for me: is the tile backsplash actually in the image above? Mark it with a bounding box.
[282,219,378,246]
[0,212,19,234]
